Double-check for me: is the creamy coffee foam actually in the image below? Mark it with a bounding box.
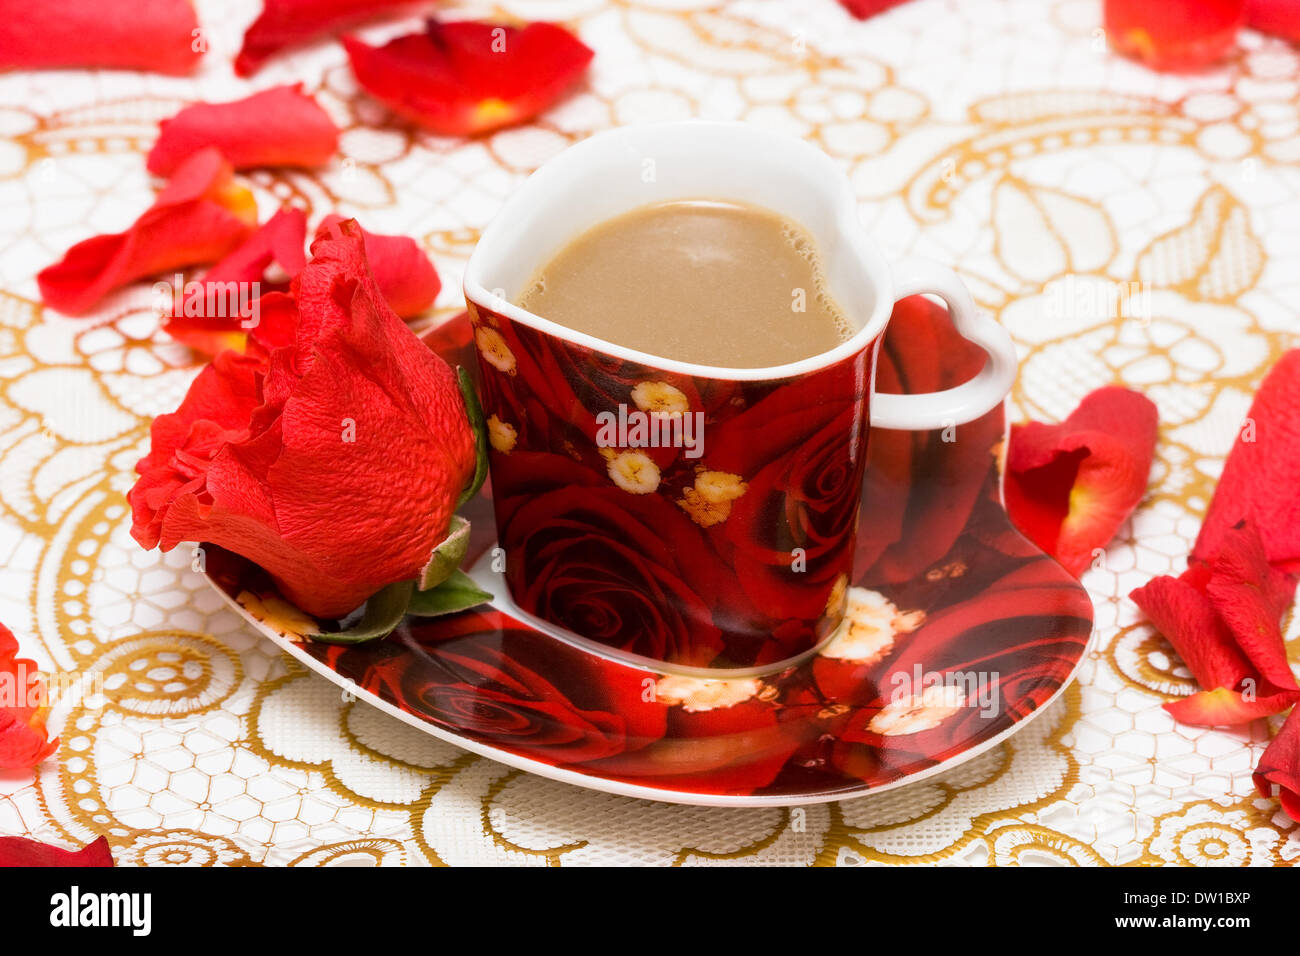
[516,200,852,368]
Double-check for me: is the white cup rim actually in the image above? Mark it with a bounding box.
[463,120,895,382]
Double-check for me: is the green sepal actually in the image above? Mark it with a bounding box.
[406,570,492,618]
[309,580,414,645]
[420,515,470,591]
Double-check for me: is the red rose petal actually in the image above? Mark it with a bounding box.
[0,622,59,772]
[1193,350,1300,573]
[148,85,339,177]
[163,207,307,357]
[209,208,307,288]
[343,19,594,137]
[0,0,201,75]
[1005,386,1157,577]
[315,214,440,318]
[1254,707,1300,821]
[1104,0,1244,71]
[128,349,268,550]
[1165,685,1299,728]
[1130,354,1300,730]
[837,0,915,19]
[236,0,423,77]
[0,835,114,868]
[38,149,258,317]
[1201,522,1298,690]
[0,709,58,771]
[1245,0,1300,41]
[1131,549,1298,728]
[1130,573,1252,692]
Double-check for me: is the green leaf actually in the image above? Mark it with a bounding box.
[406,570,492,618]
[456,366,489,507]
[309,580,414,645]
[419,515,471,590]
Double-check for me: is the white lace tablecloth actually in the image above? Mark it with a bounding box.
[0,0,1297,865]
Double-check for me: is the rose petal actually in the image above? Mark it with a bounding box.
[837,0,914,19]
[1104,0,1244,71]
[203,208,307,289]
[1130,573,1253,692]
[1200,521,1298,690]
[236,0,422,76]
[315,214,439,318]
[0,707,58,771]
[1130,354,1300,728]
[1254,706,1300,821]
[1245,0,1300,41]
[0,0,201,75]
[1193,350,1300,573]
[38,149,258,317]
[163,208,307,357]
[343,19,594,137]
[0,622,58,772]
[1165,685,1299,728]
[1131,523,1299,726]
[0,835,114,868]
[148,85,339,177]
[1005,386,1157,577]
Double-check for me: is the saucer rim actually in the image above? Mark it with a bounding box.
[206,571,1091,808]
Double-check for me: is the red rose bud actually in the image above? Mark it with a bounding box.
[0,0,202,75]
[148,85,339,177]
[0,622,58,772]
[38,149,257,316]
[837,0,915,19]
[315,214,440,318]
[1193,349,1300,573]
[1254,706,1300,821]
[129,221,476,619]
[162,207,308,357]
[236,0,424,77]
[1245,0,1300,41]
[1104,0,1245,71]
[1005,386,1158,578]
[342,19,594,137]
[0,835,113,868]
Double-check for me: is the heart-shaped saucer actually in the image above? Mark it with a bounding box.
[204,303,1093,807]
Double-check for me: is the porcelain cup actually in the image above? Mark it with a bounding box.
[464,121,1017,676]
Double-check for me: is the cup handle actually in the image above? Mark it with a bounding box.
[870,256,1018,431]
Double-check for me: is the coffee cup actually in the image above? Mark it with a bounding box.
[464,121,1016,676]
